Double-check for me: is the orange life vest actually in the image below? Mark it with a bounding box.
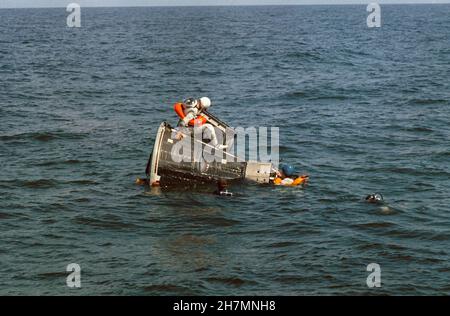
[174,103,207,127]
[274,176,308,186]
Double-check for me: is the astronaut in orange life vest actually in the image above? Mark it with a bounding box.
[173,97,227,149]
[273,164,309,187]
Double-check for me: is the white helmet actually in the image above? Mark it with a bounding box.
[183,97,198,108]
[199,97,211,109]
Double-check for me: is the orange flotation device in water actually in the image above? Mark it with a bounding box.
[274,175,309,186]
[174,102,207,127]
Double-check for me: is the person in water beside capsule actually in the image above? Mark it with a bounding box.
[135,178,149,186]
[365,193,384,204]
[364,193,396,214]
[213,179,233,196]
[273,164,309,187]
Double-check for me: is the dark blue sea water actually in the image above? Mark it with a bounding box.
[1,4,449,295]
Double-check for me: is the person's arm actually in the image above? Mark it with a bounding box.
[181,107,200,126]
[182,112,196,126]
[174,103,185,117]
[174,103,195,127]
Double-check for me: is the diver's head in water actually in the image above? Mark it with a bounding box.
[279,164,296,178]
[214,179,233,196]
[365,193,384,203]
[135,178,149,186]
[217,179,228,191]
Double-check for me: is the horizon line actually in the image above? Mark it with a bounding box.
[1,2,450,9]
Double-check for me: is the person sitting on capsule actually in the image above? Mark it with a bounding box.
[173,97,227,150]
[273,164,309,187]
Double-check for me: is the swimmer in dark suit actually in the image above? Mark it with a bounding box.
[213,179,233,197]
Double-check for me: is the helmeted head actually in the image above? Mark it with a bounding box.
[183,97,198,108]
[281,164,296,177]
[365,193,384,203]
[199,97,211,110]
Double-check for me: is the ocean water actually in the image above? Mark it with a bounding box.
[0,4,449,295]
